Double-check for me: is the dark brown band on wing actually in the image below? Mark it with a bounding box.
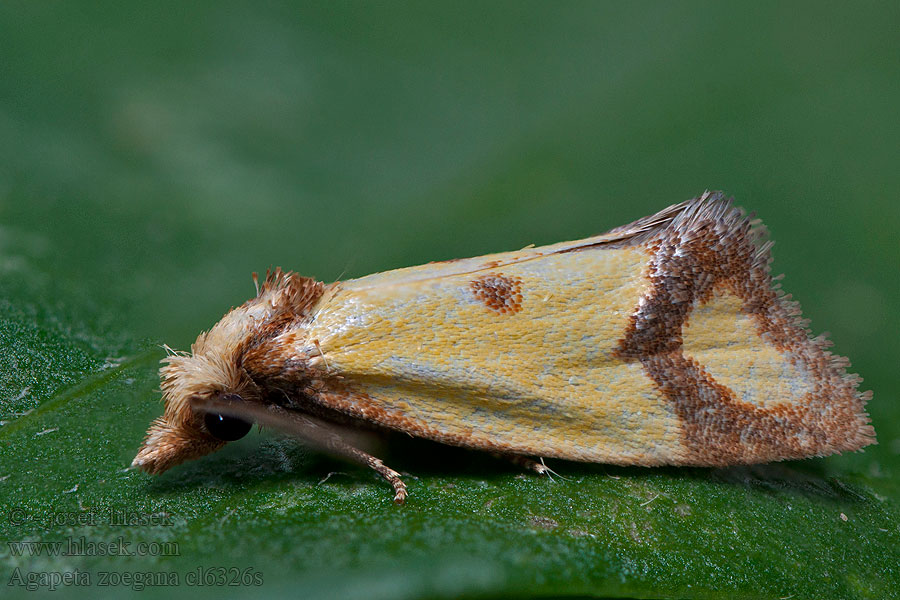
[614,196,873,464]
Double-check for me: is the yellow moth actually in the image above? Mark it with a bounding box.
[133,191,875,503]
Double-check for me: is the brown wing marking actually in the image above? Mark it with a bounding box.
[615,193,874,464]
[470,273,524,314]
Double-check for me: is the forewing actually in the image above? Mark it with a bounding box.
[305,193,873,466]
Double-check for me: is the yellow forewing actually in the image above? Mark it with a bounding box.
[682,288,813,411]
[305,243,687,465]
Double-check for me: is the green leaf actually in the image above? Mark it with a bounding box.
[2,2,899,599]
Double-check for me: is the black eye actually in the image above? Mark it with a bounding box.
[204,411,252,441]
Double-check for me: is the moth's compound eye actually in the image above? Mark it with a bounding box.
[203,395,253,442]
[204,412,252,441]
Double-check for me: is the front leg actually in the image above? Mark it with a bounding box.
[324,437,408,504]
[191,396,408,503]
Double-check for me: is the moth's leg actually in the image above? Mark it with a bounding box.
[191,396,408,504]
[322,435,408,505]
[494,454,557,478]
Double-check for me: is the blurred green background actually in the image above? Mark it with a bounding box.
[1,2,898,599]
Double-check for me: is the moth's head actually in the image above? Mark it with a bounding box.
[132,269,325,475]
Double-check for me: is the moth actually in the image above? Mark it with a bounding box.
[133,191,875,503]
